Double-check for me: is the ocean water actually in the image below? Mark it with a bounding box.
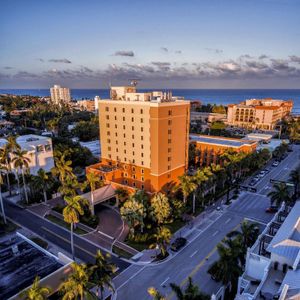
[1,89,300,112]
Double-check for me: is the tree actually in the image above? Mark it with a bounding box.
[233,221,259,251]
[89,250,116,299]
[115,187,128,206]
[170,277,210,300]
[268,183,291,207]
[178,174,197,204]
[151,226,172,257]
[148,287,166,300]
[63,195,87,260]
[31,169,52,203]
[150,192,171,225]
[120,193,146,236]
[21,276,51,300]
[289,167,300,198]
[85,172,103,215]
[59,262,96,300]
[12,148,30,204]
[0,164,7,224]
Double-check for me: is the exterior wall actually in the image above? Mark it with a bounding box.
[94,98,190,193]
[78,100,95,111]
[50,85,71,104]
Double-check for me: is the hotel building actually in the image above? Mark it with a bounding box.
[227,99,293,130]
[190,134,257,166]
[87,86,190,193]
[50,84,71,104]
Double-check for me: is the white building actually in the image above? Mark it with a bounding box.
[236,202,300,300]
[1,135,55,175]
[94,95,100,111]
[50,84,71,104]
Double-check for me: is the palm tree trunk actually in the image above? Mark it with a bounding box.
[0,186,7,224]
[21,169,29,204]
[43,189,47,203]
[192,192,196,214]
[71,222,75,261]
[6,171,11,197]
[15,171,21,198]
[91,190,95,215]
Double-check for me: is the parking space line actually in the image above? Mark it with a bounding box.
[190,250,198,258]
[161,277,170,286]
[212,230,218,237]
[225,218,231,224]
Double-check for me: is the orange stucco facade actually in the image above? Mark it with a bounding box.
[87,88,190,193]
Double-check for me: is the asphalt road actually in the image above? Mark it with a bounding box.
[113,145,300,300]
[3,200,130,271]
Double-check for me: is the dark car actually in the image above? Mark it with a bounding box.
[265,206,279,213]
[170,237,187,252]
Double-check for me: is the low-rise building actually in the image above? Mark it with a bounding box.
[77,99,96,112]
[190,134,257,166]
[227,99,293,130]
[191,111,227,123]
[236,202,300,300]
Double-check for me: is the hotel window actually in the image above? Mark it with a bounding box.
[106,123,110,128]
[124,165,127,169]
[124,149,126,154]
[107,131,110,136]
[168,148,171,153]
[123,125,126,130]
[115,124,117,129]
[140,109,143,114]
[168,165,171,170]
[125,180,128,184]
[115,132,118,137]
[37,145,44,153]
[131,117,134,122]
[131,108,134,113]
[141,176,144,182]
[106,115,109,120]
[114,107,117,112]
[141,144,144,149]
[168,139,172,143]
[107,139,111,143]
[105,107,109,112]
[141,169,144,174]
[116,140,118,145]
[45,144,52,152]
[167,173,171,178]
[168,129,172,134]
[141,153,144,157]
[133,182,136,187]
[124,157,127,162]
[114,116,117,121]
[141,136,144,141]
[168,120,172,125]
[141,127,144,132]
[141,161,144,165]
[133,151,135,155]
[124,173,128,177]
[122,108,125,113]
[141,118,143,123]
[123,117,125,121]
[141,184,144,190]
[123,133,126,138]
[124,142,126,146]
[132,167,135,171]
[133,174,136,179]
[168,110,172,116]
[132,126,134,130]
[132,134,135,139]
[132,143,135,147]
[168,157,171,162]
[133,159,135,163]
[108,154,111,159]
[108,146,111,151]
[116,148,119,152]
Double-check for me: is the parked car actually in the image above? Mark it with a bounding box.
[259,171,266,178]
[272,161,279,167]
[265,206,279,213]
[263,168,270,173]
[170,237,187,252]
[249,180,257,186]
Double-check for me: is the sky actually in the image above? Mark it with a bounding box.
[1,0,300,89]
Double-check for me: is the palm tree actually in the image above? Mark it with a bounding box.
[89,250,116,299]
[150,192,171,225]
[85,172,103,215]
[59,262,96,300]
[115,187,128,206]
[12,148,30,204]
[151,226,172,257]
[0,164,7,224]
[148,287,166,300]
[63,195,87,260]
[268,183,291,207]
[233,221,259,251]
[21,276,51,300]
[289,167,300,198]
[178,174,197,204]
[170,277,210,300]
[31,169,52,203]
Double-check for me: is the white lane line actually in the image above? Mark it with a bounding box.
[116,266,146,291]
[225,218,231,224]
[212,230,218,237]
[244,217,267,226]
[160,277,170,286]
[190,250,198,258]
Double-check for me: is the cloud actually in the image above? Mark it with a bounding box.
[175,50,182,54]
[289,55,300,63]
[205,48,223,54]
[245,61,268,69]
[114,51,135,57]
[161,47,169,52]
[48,58,72,64]
[38,58,45,62]
[259,54,269,60]
[239,54,254,59]
[3,66,13,69]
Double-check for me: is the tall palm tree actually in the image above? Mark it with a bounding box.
[59,262,96,300]
[21,276,51,300]
[115,187,128,206]
[89,250,116,299]
[289,167,300,199]
[31,168,52,203]
[268,183,291,207]
[151,226,172,257]
[12,148,30,204]
[85,172,103,215]
[0,164,7,224]
[178,174,197,204]
[170,277,210,300]
[232,221,259,251]
[148,287,166,300]
[63,195,87,260]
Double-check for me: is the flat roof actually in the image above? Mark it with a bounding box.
[190,134,256,148]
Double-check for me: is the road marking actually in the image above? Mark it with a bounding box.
[225,218,231,224]
[244,218,267,226]
[160,277,170,286]
[116,266,146,291]
[190,250,198,258]
[212,230,218,236]
[41,226,96,258]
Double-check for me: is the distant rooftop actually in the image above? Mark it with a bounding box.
[190,134,257,148]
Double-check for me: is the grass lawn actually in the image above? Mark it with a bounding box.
[45,215,88,235]
[165,219,186,234]
[0,220,19,236]
[126,239,153,252]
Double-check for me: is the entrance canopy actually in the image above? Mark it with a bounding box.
[82,184,116,206]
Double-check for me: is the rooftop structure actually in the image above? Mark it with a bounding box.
[227,99,293,130]
[50,84,71,105]
[190,134,257,166]
[77,99,96,112]
[87,86,190,193]
[190,111,227,123]
[236,202,300,300]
